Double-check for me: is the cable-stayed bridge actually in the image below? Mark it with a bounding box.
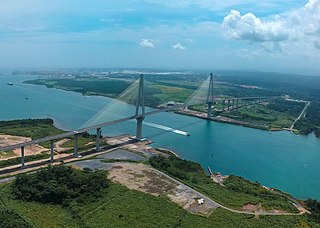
[0,74,276,168]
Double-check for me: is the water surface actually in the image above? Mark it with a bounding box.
[1,75,319,199]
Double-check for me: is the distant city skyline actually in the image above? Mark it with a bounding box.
[0,0,319,75]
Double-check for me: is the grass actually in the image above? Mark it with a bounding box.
[0,119,100,169]
[149,156,299,213]
[150,84,193,104]
[222,104,294,129]
[0,152,50,169]
[0,180,317,228]
[0,150,15,159]
[0,119,64,140]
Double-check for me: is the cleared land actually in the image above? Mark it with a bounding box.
[1,162,318,227]
[0,119,101,169]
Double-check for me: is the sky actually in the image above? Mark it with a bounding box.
[0,0,320,75]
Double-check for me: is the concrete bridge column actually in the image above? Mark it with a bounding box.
[206,73,214,118]
[74,134,79,156]
[207,102,213,118]
[222,100,225,112]
[136,117,144,139]
[50,140,54,162]
[135,74,145,140]
[227,100,230,111]
[96,128,102,152]
[236,99,239,108]
[232,99,235,110]
[21,146,25,168]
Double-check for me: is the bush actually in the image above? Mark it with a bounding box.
[12,166,108,206]
[305,198,320,223]
[0,208,31,228]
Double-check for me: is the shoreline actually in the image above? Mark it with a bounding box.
[174,109,310,135]
[23,79,316,137]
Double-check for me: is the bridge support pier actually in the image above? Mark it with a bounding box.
[96,128,102,151]
[135,74,145,140]
[136,117,144,140]
[206,73,214,118]
[227,100,230,111]
[232,99,235,110]
[74,134,78,156]
[21,146,25,168]
[50,140,54,162]
[207,102,213,118]
[222,100,225,112]
[236,99,239,108]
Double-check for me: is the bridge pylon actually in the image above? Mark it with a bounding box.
[206,73,214,118]
[135,74,145,139]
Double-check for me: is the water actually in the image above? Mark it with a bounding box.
[1,75,320,200]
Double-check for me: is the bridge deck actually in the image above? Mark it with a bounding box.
[0,107,178,152]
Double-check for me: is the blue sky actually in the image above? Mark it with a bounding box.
[0,0,320,75]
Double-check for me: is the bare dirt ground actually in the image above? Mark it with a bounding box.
[106,135,170,158]
[0,134,48,160]
[107,162,220,216]
[108,163,177,196]
[54,138,72,153]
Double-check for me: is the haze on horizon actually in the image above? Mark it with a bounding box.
[0,0,320,75]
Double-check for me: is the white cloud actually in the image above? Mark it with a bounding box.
[222,10,288,42]
[222,0,320,53]
[172,42,186,50]
[139,39,155,48]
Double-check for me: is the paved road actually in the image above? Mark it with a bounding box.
[148,167,305,216]
[290,101,310,131]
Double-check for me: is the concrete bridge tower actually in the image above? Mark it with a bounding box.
[207,73,214,118]
[135,74,145,139]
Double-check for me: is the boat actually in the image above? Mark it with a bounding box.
[7,82,13,86]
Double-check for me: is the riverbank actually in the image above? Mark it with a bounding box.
[176,109,270,131]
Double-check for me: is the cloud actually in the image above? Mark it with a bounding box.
[222,0,320,55]
[222,10,288,42]
[172,42,186,50]
[139,39,155,48]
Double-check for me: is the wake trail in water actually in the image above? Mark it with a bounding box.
[144,121,190,136]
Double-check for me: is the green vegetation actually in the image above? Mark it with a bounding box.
[25,78,193,108]
[150,84,193,104]
[149,156,298,212]
[12,166,108,206]
[24,71,320,137]
[216,70,320,137]
[0,119,102,169]
[305,199,320,223]
[0,208,32,228]
[267,99,306,117]
[220,98,308,130]
[0,119,64,139]
[25,78,131,98]
[0,166,317,227]
[296,101,320,137]
[0,152,49,169]
[222,104,294,129]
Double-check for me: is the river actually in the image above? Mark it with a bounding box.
[1,75,320,200]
